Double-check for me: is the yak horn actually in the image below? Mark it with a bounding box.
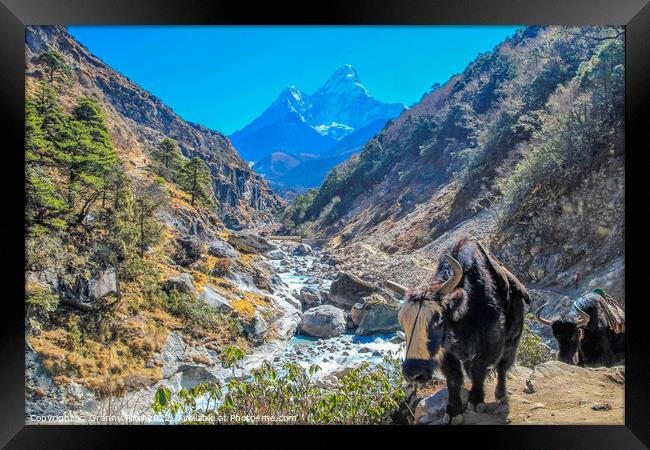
[535,303,554,326]
[574,304,590,328]
[385,280,408,297]
[438,255,463,295]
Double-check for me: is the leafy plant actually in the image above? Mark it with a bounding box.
[220,344,246,377]
[517,313,551,369]
[25,282,60,317]
[151,352,406,425]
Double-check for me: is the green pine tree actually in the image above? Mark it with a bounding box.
[25,96,67,233]
[35,49,70,84]
[155,137,183,171]
[31,81,69,152]
[57,97,119,224]
[178,156,214,207]
[135,194,166,258]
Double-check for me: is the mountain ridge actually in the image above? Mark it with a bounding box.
[231,64,406,194]
[26,25,282,227]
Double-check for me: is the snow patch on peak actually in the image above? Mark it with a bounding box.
[312,122,355,139]
[286,85,303,101]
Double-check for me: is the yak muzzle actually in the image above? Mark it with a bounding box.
[402,358,435,383]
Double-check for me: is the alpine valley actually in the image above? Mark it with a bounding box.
[24,25,625,427]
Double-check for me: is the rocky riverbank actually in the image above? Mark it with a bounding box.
[26,232,625,426]
[26,235,409,424]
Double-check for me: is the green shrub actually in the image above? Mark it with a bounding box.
[25,283,60,317]
[151,351,406,425]
[67,316,84,352]
[517,313,551,369]
[163,290,240,334]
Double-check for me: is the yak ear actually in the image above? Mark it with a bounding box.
[441,289,466,314]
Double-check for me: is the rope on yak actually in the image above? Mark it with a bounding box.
[593,288,625,334]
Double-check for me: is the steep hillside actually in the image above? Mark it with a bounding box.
[26,26,282,227]
[24,26,297,418]
[289,26,625,307]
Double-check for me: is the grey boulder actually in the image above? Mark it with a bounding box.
[415,388,469,425]
[328,272,387,309]
[300,305,347,338]
[355,295,401,336]
[227,231,277,254]
[178,365,218,390]
[199,285,234,314]
[88,268,117,301]
[293,243,313,256]
[266,249,286,260]
[164,273,196,295]
[175,235,203,265]
[207,239,238,258]
[244,314,268,345]
[350,302,365,326]
[299,287,322,309]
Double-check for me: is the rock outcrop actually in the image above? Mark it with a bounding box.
[87,268,117,301]
[199,285,235,314]
[207,238,238,258]
[244,314,269,345]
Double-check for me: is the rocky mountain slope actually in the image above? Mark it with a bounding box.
[26,25,282,227]
[231,65,405,194]
[290,26,625,319]
[24,26,294,419]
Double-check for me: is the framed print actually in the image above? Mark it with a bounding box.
[1,0,648,447]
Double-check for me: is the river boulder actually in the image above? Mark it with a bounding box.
[299,287,322,309]
[300,305,347,338]
[350,302,365,326]
[293,243,313,256]
[244,314,268,345]
[227,230,277,254]
[328,272,388,309]
[355,295,401,336]
[266,249,286,260]
[178,365,218,390]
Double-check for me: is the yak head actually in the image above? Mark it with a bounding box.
[535,302,590,364]
[392,255,465,384]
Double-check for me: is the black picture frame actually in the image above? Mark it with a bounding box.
[1,0,648,447]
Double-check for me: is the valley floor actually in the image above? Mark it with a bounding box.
[26,238,625,426]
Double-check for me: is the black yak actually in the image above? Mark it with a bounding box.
[388,238,531,425]
[535,289,624,367]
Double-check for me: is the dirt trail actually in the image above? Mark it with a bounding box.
[416,361,624,425]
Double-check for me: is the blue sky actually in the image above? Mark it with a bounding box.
[68,26,521,135]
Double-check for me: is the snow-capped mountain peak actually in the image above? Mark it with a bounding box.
[230,65,406,164]
[315,64,369,98]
